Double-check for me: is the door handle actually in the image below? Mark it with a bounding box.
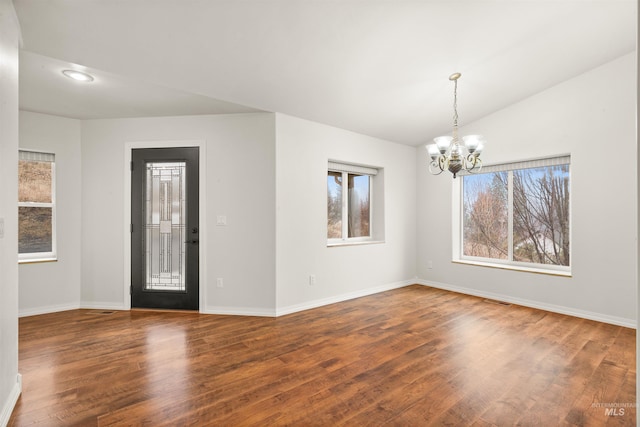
[186,240,199,244]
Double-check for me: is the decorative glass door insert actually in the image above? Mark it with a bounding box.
[145,162,186,291]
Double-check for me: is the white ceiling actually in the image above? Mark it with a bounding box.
[14,0,637,146]
[19,51,262,119]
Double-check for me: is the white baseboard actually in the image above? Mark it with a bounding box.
[19,303,80,318]
[19,302,128,318]
[202,306,276,317]
[416,279,636,328]
[203,281,414,317]
[80,302,127,311]
[276,279,413,317]
[0,374,21,427]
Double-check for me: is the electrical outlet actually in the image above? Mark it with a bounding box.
[0,218,4,239]
[216,278,224,288]
[309,274,316,286]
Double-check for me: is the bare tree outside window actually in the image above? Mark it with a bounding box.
[512,166,570,266]
[18,159,54,254]
[463,172,508,259]
[327,171,343,239]
[462,163,570,267]
[327,169,371,240]
[348,174,370,238]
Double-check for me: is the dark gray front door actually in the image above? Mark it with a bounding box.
[131,147,199,310]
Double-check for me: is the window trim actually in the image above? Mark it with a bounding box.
[327,161,379,246]
[453,155,571,276]
[18,150,57,263]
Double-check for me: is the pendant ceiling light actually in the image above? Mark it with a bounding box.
[426,73,484,178]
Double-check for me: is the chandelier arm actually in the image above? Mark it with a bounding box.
[438,155,449,172]
[464,154,483,173]
[474,157,482,173]
[428,159,445,175]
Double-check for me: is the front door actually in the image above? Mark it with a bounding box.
[131,147,199,310]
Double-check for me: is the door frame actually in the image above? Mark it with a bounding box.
[123,140,206,311]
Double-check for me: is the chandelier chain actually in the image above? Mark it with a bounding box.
[452,79,458,130]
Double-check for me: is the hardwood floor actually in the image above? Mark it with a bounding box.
[8,285,636,426]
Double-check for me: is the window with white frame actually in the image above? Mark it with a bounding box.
[458,155,570,273]
[327,161,378,243]
[18,150,56,262]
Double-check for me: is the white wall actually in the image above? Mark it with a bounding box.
[0,1,21,424]
[275,114,417,313]
[417,53,637,326]
[80,113,276,314]
[18,111,82,316]
[636,23,639,422]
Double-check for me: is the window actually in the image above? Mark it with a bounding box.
[458,155,570,274]
[327,161,378,243]
[18,150,56,262]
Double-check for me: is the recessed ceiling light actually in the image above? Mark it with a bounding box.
[62,69,94,82]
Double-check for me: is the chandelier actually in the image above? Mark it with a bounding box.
[426,72,485,178]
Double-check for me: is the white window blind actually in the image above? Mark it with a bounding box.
[459,155,570,176]
[328,161,378,176]
[19,150,55,162]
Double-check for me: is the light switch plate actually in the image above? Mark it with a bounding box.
[0,218,4,239]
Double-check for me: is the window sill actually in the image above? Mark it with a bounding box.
[19,258,58,265]
[453,259,571,277]
[327,240,385,248]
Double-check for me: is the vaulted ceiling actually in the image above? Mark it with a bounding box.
[14,0,636,146]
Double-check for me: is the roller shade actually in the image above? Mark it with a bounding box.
[19,150,55,162]
[328,161,378,176]
[459,155,570,176]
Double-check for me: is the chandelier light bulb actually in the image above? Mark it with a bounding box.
[434,136,452,154]
[426,144,440,160]
[463,135,485,154]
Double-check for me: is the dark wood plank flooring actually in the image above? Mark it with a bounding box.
[8,285,636,426]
